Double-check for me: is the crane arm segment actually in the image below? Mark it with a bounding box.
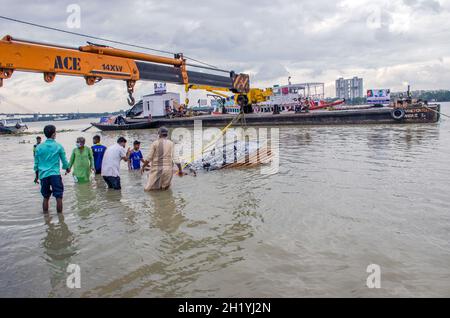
[0,35,250,106]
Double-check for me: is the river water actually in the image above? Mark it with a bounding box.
[1,104,449,298]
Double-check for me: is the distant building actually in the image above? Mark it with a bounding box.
[336,77,364,99]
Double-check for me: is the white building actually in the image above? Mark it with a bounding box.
[142,92,180,118]
[336,77,364,99]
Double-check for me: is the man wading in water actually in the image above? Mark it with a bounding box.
[34,125,70,214]
[141,127,183,191]
[101,137,131,190]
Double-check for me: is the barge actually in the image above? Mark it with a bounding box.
[91,104,441,131]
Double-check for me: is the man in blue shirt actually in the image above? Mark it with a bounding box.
[34,125,70,214]
[91,135,107,175]
[129,140,144,171]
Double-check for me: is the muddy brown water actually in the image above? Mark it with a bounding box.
[1,104,449,297]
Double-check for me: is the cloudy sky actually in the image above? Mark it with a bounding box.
[0,0,449,113]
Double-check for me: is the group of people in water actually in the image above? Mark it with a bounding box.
[33,125,183,214]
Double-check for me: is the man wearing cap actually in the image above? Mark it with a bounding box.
[141,127,182,191]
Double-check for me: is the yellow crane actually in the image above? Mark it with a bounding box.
[185,84,273,113]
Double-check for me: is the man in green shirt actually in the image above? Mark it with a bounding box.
[33,136,41,157]
[34,125,70,214]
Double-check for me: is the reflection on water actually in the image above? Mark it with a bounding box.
[150,190,186,234]
[42,215,77,297]
[1,111,450,297]
[82,188,260,297]
[72,183,97,220]
[366,125,440,152]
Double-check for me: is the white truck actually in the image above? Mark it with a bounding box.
[142,92,180,118]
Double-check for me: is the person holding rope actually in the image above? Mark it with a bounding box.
[141,127,183,191]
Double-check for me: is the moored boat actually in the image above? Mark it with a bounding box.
[91,115,152,131]
[91,121,153,131]
[91,103,440,131]
[0,118,28,134]
[149,104,441,128]
[91,84,441,131]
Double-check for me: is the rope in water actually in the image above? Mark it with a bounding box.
[422,105,450,119]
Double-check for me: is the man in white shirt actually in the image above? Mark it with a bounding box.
[101,137,131,190]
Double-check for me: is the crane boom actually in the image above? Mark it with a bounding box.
[0,35,250,106]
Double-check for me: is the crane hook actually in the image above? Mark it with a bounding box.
[126,80,136,106]
[127,92,135,106]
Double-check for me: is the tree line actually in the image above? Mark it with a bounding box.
[342,90,450,105]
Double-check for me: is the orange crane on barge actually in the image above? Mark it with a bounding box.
[0,35,254,109]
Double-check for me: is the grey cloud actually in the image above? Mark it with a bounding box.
[95,84,121,100]
[403,0,442,13]
[253,63,290,82]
